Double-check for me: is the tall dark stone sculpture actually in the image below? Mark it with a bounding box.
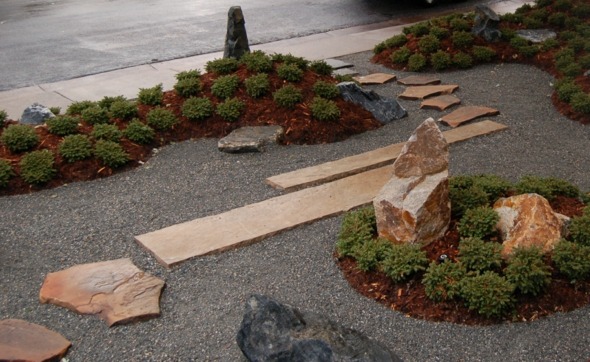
[471,5,501,43]
[223,6,250,60]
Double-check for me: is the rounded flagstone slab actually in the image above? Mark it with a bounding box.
[0,319,71,362]
[397,75,441,86]
[39,258,165,327]
[420,95,461,111]
[439,106,499,128]
[398,85,459,100]
[353,73,396,85]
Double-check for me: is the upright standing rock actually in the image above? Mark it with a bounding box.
[471,5,501,42]
[373,118,450,245]
[223,6,250,60]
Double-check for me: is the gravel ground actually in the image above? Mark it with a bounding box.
[1,52,590,361]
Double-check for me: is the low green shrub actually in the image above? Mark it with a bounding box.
[390,46,412,64]
[540,38,560,52]
[471,174,512,202]
[554,0,573,11]
[553,240,590,282]
[312,81,340,99]
[46,115,79,136]
[429,26,449,40]
[510,36,529,49]
[0,110,7,126]
[277,63,304,82]
[98,95,126,110]
[205,58,239,75]
[449,17,471,31]
[174,77,202,98]
[182,97,214,121]
[380,243,429,283]
[49,107,61,116]
[500,13,523,23]
[572,3,590,18]
[211,75,240,99]
[374,34,408,54]
[472,46,497,62]
[81,106,110,125]
[240,50,273,73]
[272,53,309,70]
[408,53,427,72]
[505,246,551,296]
[354,238,394,272]
[418,34,441,54]
[273,85,303,109]
[310,97,340,122]
[452,52,473,69]
[501,28,517,41]
[109,100,137,120]
[423,261,466,302]
[451,31,474,49]
[579,54,590,70]
[569,214,590,246]
[216,98,245,122]
[559,63,583,77]
[403,22,430,37]
[1,124,39,153]
[548,12,568,27]
[515,175,580,200]
[523,16,543,29]
[430,50,452,71]
[555,78,583,102]
[94,140,129,168]
[570,92,590,114]
[0,159,13,188]
[146,107,178,130]
[175,69,202,81]
[66,100,96,115]
[458,207,500,239]
[449,179,490,218]
[58,135,93,163]
[137,84,164,106]
[91,124,123,142]
[244,73,270,98]
[337,207,376,257]
[309,60,333,76]
[458,237,503,272]
[19,150,56,185]
[123,120,155,144]
[459,271,515,317]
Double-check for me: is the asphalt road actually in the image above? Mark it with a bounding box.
[0,0,497,91]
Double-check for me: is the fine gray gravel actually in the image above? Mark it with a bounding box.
[1,52,590,361]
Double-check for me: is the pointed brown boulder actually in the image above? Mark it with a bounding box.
[39,258,165,326]
[0,319,71,362]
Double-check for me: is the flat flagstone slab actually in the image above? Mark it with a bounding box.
[353,73,396,85]
[420,95,461,111]
[439,106,500,127]
[39,258,165,326]
[266,120,507,192]
[398,85,459,100]
[135,166,395,267]
[0,319,71,362]
[218,126,284,153]
[333,68,359,77]
[397,75,441,86]
[324,58,354,69]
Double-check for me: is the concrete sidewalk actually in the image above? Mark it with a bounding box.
[0,0,528,121]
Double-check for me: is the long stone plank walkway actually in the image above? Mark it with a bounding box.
[266,120,507,192]
[135,120,507,267]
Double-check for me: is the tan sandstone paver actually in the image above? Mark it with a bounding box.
[353,73,396,85]
[136,121,507,267]
[439,106,500,127]
[420,95,461,111]
[0,319,71,362]
[398,85,459,100]
[397,75,441,86]
[266,120,507,192]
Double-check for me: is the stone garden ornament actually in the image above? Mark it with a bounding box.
[224,6,250,60]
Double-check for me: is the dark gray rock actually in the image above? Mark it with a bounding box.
[515,29,557,43]
[20,103,55,125]
[223,6,250,60]
[337,82,407,124]
[471,5,501,42]
[324,59,353,70]
[236,294,402,362]
[218,126,284,153]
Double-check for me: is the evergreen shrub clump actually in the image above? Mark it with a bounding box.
[66,100,96,115]
[458,237,503,272]
[211,75,240,99]
[505,247,551,296]
[309,60,334,76]
[137,84,164,106]
[174,76,202,98]
[380,244,429,283]
[244,73,270,98]
[430,50,452,71]
[277,63,304,82]
[408,53,427,72]
[123,120,155,145]
[310,97,340,121]
[146,107,178,130]
[451,31,474,48]
[45,116,79,136]
[205,58,239,75]
[0,110,8,126]
[109,100,137,120]
[418,34,441,54]
[0,159,13,188]
[81,106,110,125]
[423,261,466,302]
[19,150,56,185]
[58,135,93,163]
[273,85,303,109]
[452,52,473,69]
[312,81,340,99]
[1,124,39,153]
[553,240,590,282]
[240,51,273,73]
[216,98,245,122]
[181,97,214,121]
[91,124,123,142]
[459,271,515,318]
[457,207,499,239]
[94,140,129,168]
[98,95,126,110]
[391,47,412,64]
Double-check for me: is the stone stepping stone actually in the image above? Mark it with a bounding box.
[333,68,359,77]
[515,29,556,43]
[266,120,507,192]
[218,126,284,153]
[420,95,461,111]
[39,258,165,326]
[324,58,354,69]
[397,75,441,86]
[439,106,500,128]
[135,121,508,267]
[398,85,459,100]
[353,73,396,85]
[0,319,71,362]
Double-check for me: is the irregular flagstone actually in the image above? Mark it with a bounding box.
[439,106,499,127]
[324,58,354,69]
[266,120,507,192]
[494,193,570,256]
[236,294,401,362]
[397,75,441,86]
[420,95,461,111]
[0,319,71,362]
[218,126,284,153]
[39,258,165,326]
[333,68,359,77]
[353,73,396,85]
[373,118,450,245]
[398,85,459,100]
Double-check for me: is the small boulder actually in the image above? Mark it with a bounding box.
[471,5,501,42]
[494,193,570,256]
[218,126,284,153]
[236,294,401,362]
[0,319,71,362]
[515,29,557,44]
[20,103,55,125]
[337,82,407,124]
[373,118,450,245]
